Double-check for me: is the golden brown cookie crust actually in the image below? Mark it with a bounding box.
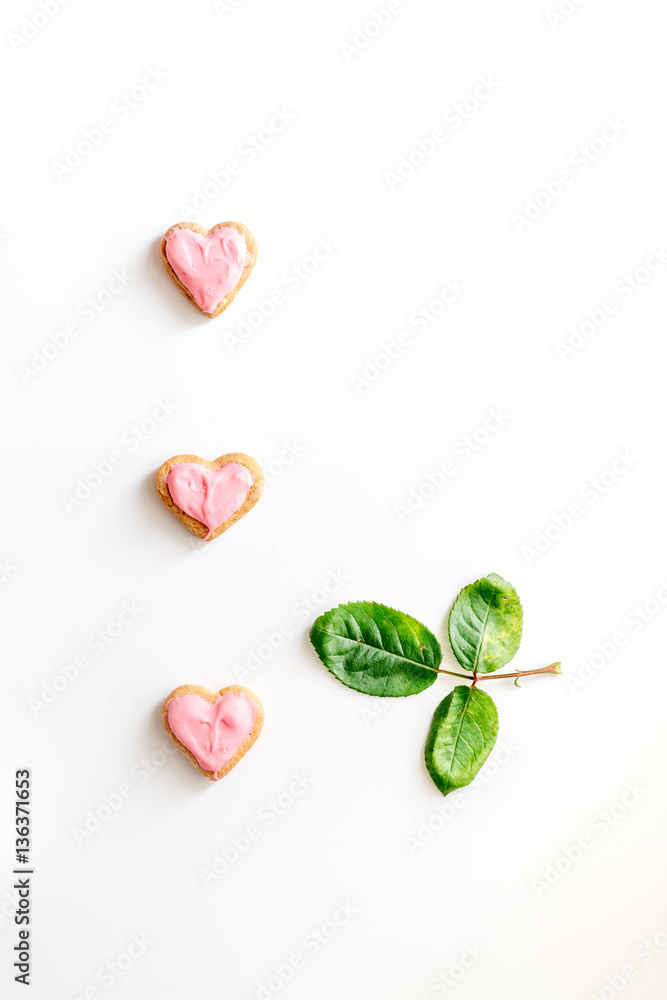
[162,684,265,781]
[155,452,264,540]
[160,221,258,318]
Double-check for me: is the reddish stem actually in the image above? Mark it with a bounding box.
[432,662,561,681]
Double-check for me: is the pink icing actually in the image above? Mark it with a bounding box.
[168,692,257,773]
[164,226,246,314]
[167,462,254,539]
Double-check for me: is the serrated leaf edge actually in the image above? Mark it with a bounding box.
[447,572,522,674]
[309,600,442,696]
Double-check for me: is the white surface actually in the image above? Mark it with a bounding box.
[2,1,667,997]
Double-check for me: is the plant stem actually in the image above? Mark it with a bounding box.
[430,662,561,681]
[483,662,561,680]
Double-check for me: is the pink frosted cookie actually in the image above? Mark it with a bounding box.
[160,221,258,318]
[155,452,264,541]
[162,684,264,781]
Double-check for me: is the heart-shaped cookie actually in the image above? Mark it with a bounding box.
[160,221,258,318]
[163,684,264,781]
[155,452,264,540]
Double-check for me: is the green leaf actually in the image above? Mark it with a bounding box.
[448,573,523,674]
[310,601,440,697]
[424,686,499,796]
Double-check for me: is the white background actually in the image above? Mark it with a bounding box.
[2,1,667,998]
